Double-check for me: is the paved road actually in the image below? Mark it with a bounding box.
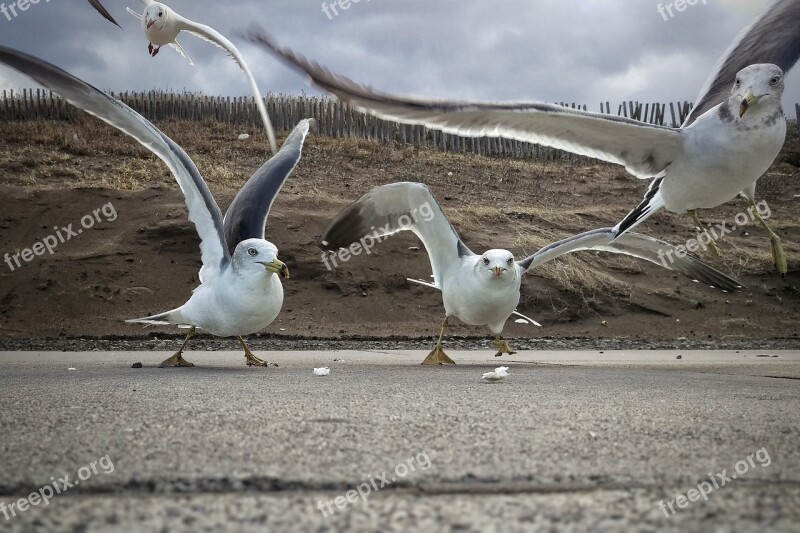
[1,350,799,532]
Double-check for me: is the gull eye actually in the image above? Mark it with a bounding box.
[735,78,741,88]
[483,258,490,266]
[247,248,258,257]
[507,258,514,265]
[770,76,781,86]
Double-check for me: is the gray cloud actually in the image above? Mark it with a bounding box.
[0,0,798,113]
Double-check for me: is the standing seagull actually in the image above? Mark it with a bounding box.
[248,0,800,276]
[128,1,278,155]
[321,182,742,365]
[88,0,121,28]
[0,47,311,368]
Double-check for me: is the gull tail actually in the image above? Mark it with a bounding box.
[126,308,187,327]
[614,176,665,238]
[511,310,542,327]
[407,278,440,290]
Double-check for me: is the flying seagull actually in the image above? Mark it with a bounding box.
[128,1,278,155]
[88,0,121,28]
[0,46,311,368]
[248,0,800,276]
[321,182,743,365]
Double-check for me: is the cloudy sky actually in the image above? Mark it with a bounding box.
[0,0,798,114]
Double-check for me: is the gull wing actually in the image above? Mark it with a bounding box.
[223,119,312,254]
[126,7,143,21]
[517,228,743,292]
[248,31,683,180]
[168,41,195,66]
[321,182,474,288]
[0,47,231,282]
[684,0,800,126]
[175,16,278,154]
[87,0,121,28]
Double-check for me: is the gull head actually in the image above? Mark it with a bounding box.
[144,3,169,31]
[731,64,784,118]
[232,239,289,280]
[475,250,517,282]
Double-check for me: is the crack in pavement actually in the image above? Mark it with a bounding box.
[1,478,799,498]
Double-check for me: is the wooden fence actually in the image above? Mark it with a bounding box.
[1,89,797,161]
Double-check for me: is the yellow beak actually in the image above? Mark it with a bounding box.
[739,90,757,118]
[492,266,506,277]
[260,259,290,279]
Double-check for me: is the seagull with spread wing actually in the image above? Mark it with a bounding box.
[321,182,743,365]
[128,0,278,155]
[0,47,312,369]
[249,0,800,276]
[88,0,121,28]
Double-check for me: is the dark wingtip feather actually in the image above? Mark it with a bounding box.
[320,202,369,251]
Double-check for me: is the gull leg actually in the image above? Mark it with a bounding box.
[492,336,517,358]
[159,326,196,368]
[421,317,455,366]
[689,210,721,257]
[747,201,788,277]
[238,337,278,368]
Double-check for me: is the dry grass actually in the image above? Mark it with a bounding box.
[1,116,797,302]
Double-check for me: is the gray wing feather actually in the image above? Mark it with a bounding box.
[177,17,278,154]
[684,0,800,126]
[88,0,121,28]
[320,182,473,287]
[223,119,312,254]
[0,47,231,281]
[518,228,743,292]
[247,30,683,180]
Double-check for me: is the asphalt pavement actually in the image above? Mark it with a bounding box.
[0,349,799,532]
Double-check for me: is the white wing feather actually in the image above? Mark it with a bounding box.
[177,16,278,154]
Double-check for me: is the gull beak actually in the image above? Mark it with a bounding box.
[146,19,155,29]
[492,266,506,277]
[739,90,757,118]
[260,259,290,279]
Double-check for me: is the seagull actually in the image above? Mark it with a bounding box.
[129,1,278,155]
[320,182,743,365]
[88,0,121,28]
[248,0,800,276]
[0,46,312,368]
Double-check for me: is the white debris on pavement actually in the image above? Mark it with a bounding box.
[482,366,509,382]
